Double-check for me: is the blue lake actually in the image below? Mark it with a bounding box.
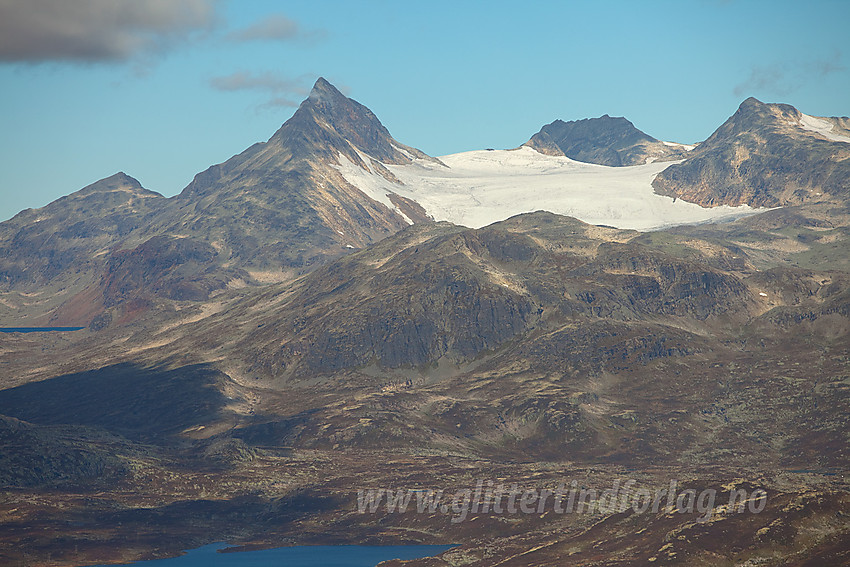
[90,544,455,567]
[0,326,85,333]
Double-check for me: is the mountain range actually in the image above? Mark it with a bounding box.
[4,78,847,329]
[0,78,849,566]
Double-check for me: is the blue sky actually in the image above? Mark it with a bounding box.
[0,0,848,221]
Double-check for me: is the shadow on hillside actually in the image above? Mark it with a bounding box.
[0,362,231,442]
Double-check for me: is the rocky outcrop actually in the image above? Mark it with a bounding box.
[653,97,850,207]
[524,115,689,165]
[0,173,164,290]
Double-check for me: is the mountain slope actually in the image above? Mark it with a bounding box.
[0,173,167,324]
[2,205,849,565]
[523,114,690,166]
[153,77,433,273]
[6,210,849,466]
[0,172,164,289]
[652,97,850,207]
[0,79,436,325]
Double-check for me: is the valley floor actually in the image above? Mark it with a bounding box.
[1,449,848,567]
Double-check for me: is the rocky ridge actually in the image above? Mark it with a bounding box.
[653,97,850,207]
[524,114,690,166]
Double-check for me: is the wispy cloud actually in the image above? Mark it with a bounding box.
[228,14,327,44]
[733,51,846,98]
[733,64,795,98]
[210,71,313,108]
[812,49,846,77]
[0,0,216,64]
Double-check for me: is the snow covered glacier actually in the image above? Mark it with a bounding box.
[334,146,761,231]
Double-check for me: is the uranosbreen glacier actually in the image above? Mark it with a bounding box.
[334,146,762,231]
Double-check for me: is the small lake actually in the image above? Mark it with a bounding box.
[0,326,85,333]
[90,544,455,566]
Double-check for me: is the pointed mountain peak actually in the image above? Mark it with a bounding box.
[739,96,765,109]
[308,76,343,100]
[269,77,432,165]
[300,76,366,119]
[297,77,372,127]
[78,172,147,195]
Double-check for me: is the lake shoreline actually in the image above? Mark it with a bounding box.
[87,543,456,567]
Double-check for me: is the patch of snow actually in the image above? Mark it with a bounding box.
[798,114,850,144]
[391,143,415,161]
[662,141,696,151]
[332,150,414,224]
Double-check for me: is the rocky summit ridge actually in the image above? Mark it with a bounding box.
[653,96,850,207]
[523,114,691,166]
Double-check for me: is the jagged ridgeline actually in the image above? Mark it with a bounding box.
[653,97,850,206]
[523,114,691,166]
[2,80,848,330]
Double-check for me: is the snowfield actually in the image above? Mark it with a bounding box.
[335,146,762,231]
[798,113,850,144]
[662,140,697,151]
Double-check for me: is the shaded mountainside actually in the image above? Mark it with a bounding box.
[524,114,690,166]
[0,362,235,442]
[0,414,133,489]
[653,97,850,207]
